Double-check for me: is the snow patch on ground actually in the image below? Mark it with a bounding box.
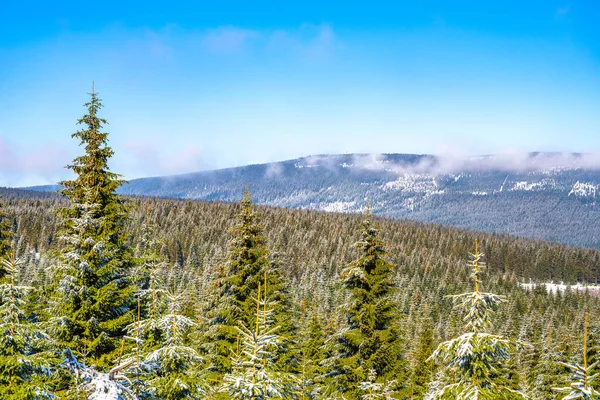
[569,181,598,198]
[294,162,319,169]
[536,166,575,175]
[520,281,600,294]
[510,178,556,192]
[319,201,357,213]
[304,201,359,213]
[381,174,438,193]
[402,197,416,211]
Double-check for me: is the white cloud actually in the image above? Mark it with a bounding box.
[201,26,260,53]
[267,23,338,62]
[264,162,284,178]
[119,138,211,178]
[0,137,68,187]
[430,150,600,174]
[334,151,600,176]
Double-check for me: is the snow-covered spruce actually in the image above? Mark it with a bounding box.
[51,88,136,367]
[123,270,203,399]
[221,282,298,399]
[328,209,405,396]
[358,369,397,399]
[427,241,527,399]
[0,249,56,399]
[62,348,135,400]
[553,313,600,399]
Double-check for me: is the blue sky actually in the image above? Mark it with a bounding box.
[1,0,599,186]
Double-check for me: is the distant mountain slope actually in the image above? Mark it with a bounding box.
[26,153,600,249]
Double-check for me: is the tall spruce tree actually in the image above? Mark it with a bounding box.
[331,210,405,396]
[531,327,565,399]
[202,191,295,378]
[51,85,136,367]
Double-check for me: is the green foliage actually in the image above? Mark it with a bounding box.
[553,313,600,399]
[202,191,296,378]
[409,311,436,397]
[0,200,12,278]
[221,282,298,399]
[131,271,203,399]
[0,250,55,399]
[51,87,136,367]
[332,211,405,395]
[297,305,327,398]
[428,241,526,399]
[6,177,600,397]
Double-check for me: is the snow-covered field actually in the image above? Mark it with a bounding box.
[520,281,600,294]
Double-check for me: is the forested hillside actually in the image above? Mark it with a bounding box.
[2,91,600,399]
[4,183,600,399]
[30,152,600,249]
[3,184,600,285]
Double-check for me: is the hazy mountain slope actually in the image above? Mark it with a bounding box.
[26,153,600,249]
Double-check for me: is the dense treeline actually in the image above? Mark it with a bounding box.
[2,186,600,285]
[2,91,600,399]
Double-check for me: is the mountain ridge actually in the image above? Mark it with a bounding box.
[23,152,600,249]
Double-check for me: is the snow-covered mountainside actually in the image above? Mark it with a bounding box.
[30,153,600,249]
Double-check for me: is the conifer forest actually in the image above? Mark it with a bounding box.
[3,92,600,400]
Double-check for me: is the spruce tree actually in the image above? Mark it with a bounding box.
[331,210,405,396]
[51,85,136,367]
[427,241,526,399]
[0,199,12,278]
[203,191,295,377]
[298,303,327,398]
[532,341,562,400]
[221,281,297,398]
[62,347,136,400]
[410,310,436,398]
[358,369,397,399]
[0,249,55,399]
[133,271,203,399]
[553,313,600,399]
[133,218,168,353]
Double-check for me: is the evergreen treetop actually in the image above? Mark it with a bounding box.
[428,240,526,399]
[52,86,136,367]
[60,83,126,208]
[203,190,296,377]
[221,281,298,399]
[133,270,203,400]
[333,209,404,395]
